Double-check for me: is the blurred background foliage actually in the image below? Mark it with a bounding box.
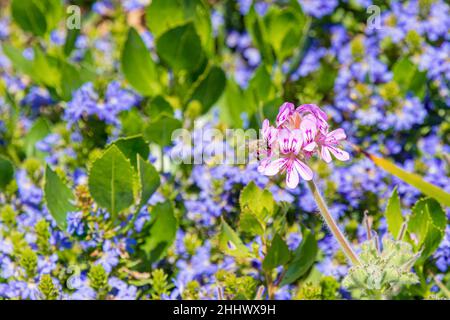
[0,0,449,300]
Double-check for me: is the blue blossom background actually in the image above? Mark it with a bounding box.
[0,0,449,300]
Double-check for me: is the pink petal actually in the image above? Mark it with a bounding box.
[296,104,328,121]
[290,129,303,154]
[300,115,317,143]
[276,102,295,127]
[294,159,313,181]
[303,141,317,152]
[262,120,277,146]
[321,146,332,163]
[328,146,350,161]
[327,128,346,142]
[262,119,270,135]
[278,129,291,154]
[262,158,287,176]
[286,163,300,189]
[257,158,270,173]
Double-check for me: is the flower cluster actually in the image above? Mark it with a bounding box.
[0,0,449,301]
[258,103,349,188]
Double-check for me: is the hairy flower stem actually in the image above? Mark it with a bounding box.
[307,180,360,265]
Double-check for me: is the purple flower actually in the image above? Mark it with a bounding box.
[67,211,85,236]
[299,0,338,18]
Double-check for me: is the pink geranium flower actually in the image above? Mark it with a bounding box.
[262,129,313,188]
[276,102,295,127]
[318,128,350,163]
[256,102,350,188]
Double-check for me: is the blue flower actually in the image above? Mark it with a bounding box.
[95,240,120,273]
[434,227,450,272]
[109,277,137,300]
[67,211,85,236]
[299,0,338,18]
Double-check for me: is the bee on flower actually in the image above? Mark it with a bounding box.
[257,102,350,188]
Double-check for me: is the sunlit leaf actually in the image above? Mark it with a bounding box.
[44,165,77,230]
[369,154,450,207]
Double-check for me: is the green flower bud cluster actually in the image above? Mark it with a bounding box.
[405,30,423,54]
[182,280,201,300]
[23,158,42,183]
[183,233,202,256]
[343,237,420,299]
[20,248,38,279]
[296,276,341,300]
[0,205,17,229]
[215,270,257,300]
[88,265,109,298]
[35,220,51,255]
[350,36,365,60]
[296,283,321,300]
[38,274,59,300]
[149,269,173,300]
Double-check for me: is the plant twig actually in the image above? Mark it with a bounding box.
[307,179,360,265]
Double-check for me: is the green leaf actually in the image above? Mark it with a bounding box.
[218,79,245,128]
[146,0,184,35]
[408,199,430,247]
[385,187,403,239]
[280,228,318,286]
[144,115,182,147]
[239,181,275,221]
[44,165,77,230]
[111,135,150,169]
[264,7,304,62]
[58,60,96,101]
[146,0,213,54]
[315,63,338,93]
[262,234,290,271]
[247,65,276,107]
[369,154,450,207]
[2,44,89,101]
[407,198,446,262]
[189,66,226,113]
[32,48,61,88]
[0,156,14,190]
[244,5,273,65]
[141,201,177,263]
[120,109,145,136]
[121,28,161,96]
[2,44,35,78]
[392,58,426,98]
[88,145,135,221]
[24,118,51,159]
[156,23,204,72]
[145,95,174,118]
[11,0,47,36]
[38,0,63,31]
[63,25,80,57]
[239,211,265,236]
[137,155,160,207]
[4,46,59,87]
[218,218,250,258]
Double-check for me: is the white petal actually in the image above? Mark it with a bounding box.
[294,159,313,181]
[278,129,291,154]
[286,164,300,189]
[290,129,303,154]
[303,141,317,152]
[321,146,332,163]
[329,146,350,161]
[328,128,346,141]
[263,158,287,176]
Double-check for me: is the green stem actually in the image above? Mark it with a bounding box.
[160,146,164,173]
[431,272,450,299]
[306,179,360,265]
